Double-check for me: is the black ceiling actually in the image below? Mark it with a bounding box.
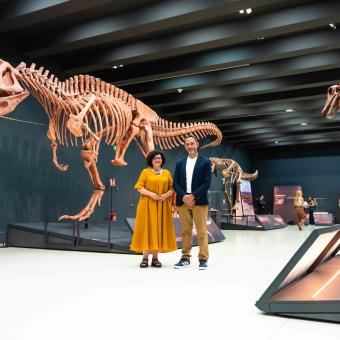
[1,0,340,152]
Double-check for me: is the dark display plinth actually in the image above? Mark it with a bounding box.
[221,215,261,230]
[221,215,286,231]
[256,225,340,323]
[126,216,225,246]
[7,221,134,254]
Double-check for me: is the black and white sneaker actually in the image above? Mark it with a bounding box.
[174,258,190,269]
[198,259,208,270]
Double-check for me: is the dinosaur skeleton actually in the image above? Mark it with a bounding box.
[210,157,258,214]
[0,59,222,221]
[322,83,340,119]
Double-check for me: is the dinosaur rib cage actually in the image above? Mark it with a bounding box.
[18,65,133,147]
[16,62,223,152]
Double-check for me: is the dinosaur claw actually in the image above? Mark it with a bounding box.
[111,159,127,166]
[59,190,103,222]
[59,164,69,172]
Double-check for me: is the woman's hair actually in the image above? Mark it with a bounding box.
[146,150,166,167]
[294,190,303,206]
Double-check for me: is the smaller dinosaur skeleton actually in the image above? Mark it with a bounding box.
[210,157,258,214]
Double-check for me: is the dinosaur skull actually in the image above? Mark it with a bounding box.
[0,59,29,116]
[322,84,340,119]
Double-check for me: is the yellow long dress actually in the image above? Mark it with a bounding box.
[130,168,178,253]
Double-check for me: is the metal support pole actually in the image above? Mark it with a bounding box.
[44,222,48,246]
[107,221,111,249]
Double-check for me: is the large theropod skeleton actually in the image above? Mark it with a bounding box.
[0,59,222,221]
[210,157,258,214]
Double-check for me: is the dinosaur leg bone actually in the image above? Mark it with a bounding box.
[111,123,140,166]
[47,123,68,171]
[132,137,148,159]
[134,121,155,159]
[141,122,155,155]
[223,180,233,215]
[59,139,105,221]
[231,174,243,214]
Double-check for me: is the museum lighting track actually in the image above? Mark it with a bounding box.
[120,64,250,86]
[311,270,340,299]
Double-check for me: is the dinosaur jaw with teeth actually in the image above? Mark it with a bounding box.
[0,89,29,116]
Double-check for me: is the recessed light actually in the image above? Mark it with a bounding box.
[239,8,252,15]
[329,23,336,29]
[285,109,294,112]
[177,88,183,93]
[257,37,265,40]
[301,123,308,126]
[275,141,279,144]
[112,65,118,69]
[119,64,124,67]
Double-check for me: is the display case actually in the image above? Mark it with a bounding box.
[208,190,229,212]
[256,225,340,322]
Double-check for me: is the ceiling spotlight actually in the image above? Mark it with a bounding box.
[329,23,336,29]
[300,123,308,126]
[112,65,118,69]
[177,88,183,93]
[285,109,294,112]
[239,9,245,14]
[119,64,124,67]
[246,8,252,14]
[275,141,279,144]
[257,37,265,40]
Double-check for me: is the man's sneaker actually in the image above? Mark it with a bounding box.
[199,259,208,270]
[174,258,190,269]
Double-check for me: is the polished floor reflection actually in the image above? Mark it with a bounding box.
[0,225,338,340]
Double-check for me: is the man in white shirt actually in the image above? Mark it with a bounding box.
[173,135,212,270]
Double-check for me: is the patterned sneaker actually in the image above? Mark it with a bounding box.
[174,258,190,269]
[198,259,208,270]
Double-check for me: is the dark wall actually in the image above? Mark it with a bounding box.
[0,45,250,231]
[251,152,340,219]
[0,96,249,231]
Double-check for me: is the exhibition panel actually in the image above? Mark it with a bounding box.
[256,226,340,322]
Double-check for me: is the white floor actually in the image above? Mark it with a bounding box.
[0,225,339,340]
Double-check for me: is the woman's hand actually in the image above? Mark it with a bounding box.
[150,192,160,201]
[159,193,169,201]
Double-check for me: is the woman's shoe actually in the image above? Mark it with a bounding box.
[140,258,148,268]
[151,258,162,268]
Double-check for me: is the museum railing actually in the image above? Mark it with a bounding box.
[0,230,7,247]
[223,214,256,226]
[43,220,114,250]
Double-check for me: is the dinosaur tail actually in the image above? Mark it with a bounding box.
[151,118,222,150]
[241,170,258,181]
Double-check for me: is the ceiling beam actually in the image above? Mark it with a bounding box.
[60,1,340,74]
[23,0,278,58]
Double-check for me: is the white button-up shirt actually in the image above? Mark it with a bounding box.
[186,156,197,193]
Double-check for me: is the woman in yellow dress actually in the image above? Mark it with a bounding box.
[130,151,177,268]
